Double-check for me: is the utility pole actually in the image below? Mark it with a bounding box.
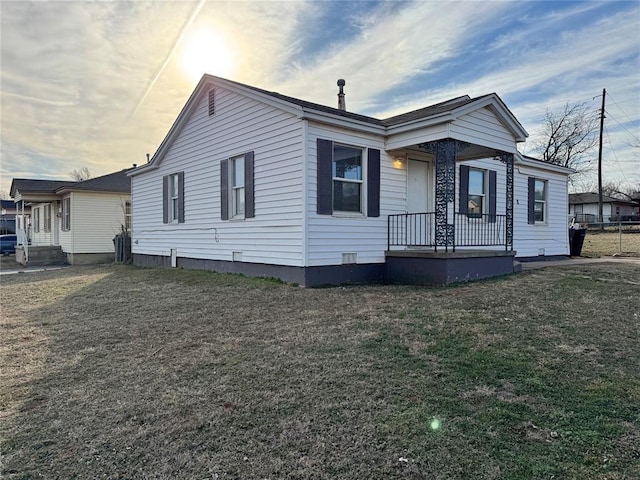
[597,88,606,225]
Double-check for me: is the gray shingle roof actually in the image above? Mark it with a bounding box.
[58,168,133,193]
[569,192,636,205]
[10,179,75,196]
[225,76,490,127]
[10,168,133,198]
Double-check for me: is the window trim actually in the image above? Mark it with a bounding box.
[62,197,71,231]
[220,152,254,221]
[332,143,365,215]
[230,155,246,218]
[44,204,51,232]
[33,207,40,233]
[528,177,549,225]
[124,201,132,232]
[459,165,497,222]
[316,138,380,218]
[162,172,184,224]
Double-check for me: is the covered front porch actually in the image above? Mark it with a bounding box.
[383,136,518,285]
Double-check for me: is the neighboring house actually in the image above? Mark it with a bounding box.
[10,169,132,265]
[569,192,639,223]
[1,199,28,234]
[129,75,573,286]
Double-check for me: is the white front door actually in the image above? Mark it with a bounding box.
[407,159,430,213]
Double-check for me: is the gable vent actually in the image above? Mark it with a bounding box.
[208,89,215,116]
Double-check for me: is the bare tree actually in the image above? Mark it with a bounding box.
[70,167,92,181]
[531,102,599,174]
[0,189,9,200]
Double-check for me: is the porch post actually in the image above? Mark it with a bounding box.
[496,151,514,249]
[420,139,469,251]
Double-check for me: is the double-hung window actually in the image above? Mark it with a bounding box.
[459,164,496,222]
[220,152,254,221]
[231,156,245,217]
[332,144,363,213]
[44,204,51,232]
[467,168,486,217]
[528,177,547,224]
[33,207,40,233]
[169,174,179,223]
[124,201,132,231]
[163,172,184,224]
[62,197,71,231]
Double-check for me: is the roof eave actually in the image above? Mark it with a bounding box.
[300,108,385,134]
[515,153,576,175]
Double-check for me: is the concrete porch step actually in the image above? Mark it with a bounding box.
[22,246,68,266]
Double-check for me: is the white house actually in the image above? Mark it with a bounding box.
[10,169,132,265]
[129,75,573,286]
[569,192,639,223]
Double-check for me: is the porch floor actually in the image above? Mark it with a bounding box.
[385,249,517,285]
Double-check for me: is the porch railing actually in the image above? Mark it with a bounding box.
[388,212,509,251]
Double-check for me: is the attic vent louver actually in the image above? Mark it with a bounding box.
[208,89,215,116]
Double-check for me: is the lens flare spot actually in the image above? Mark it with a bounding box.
[430,417,441,431]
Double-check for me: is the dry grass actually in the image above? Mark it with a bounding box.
[1,263,639,479]
[581,226,640,258]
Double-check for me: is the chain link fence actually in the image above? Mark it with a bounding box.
[580,222,640,257]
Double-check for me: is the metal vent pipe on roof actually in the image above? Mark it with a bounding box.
[337,79,346,111]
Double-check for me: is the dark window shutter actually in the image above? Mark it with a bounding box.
[162,175,169,224]
[317,139,333,215]
[528,177,536,224]
[220,159,229,220]
[245,151,255,218]
[178,171,185,223]
[459,165,469,214]
[367,148,380,217]
[488,170,497,223]
[208,89,215,116]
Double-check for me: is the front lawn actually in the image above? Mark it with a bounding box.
[1,264,639,479]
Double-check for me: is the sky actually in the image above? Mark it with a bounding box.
[1,0,639,197]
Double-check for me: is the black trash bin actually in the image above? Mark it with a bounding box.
[569,227,586,256]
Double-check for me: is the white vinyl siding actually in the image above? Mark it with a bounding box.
[131,86,305,266]
[59,192,131,254]
[306,122,404,266]
[514,165,569,257]
[450,107,518,153]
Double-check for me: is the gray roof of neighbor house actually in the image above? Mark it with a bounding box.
[10,168,133,198]
[56,168,133,194]
[10,179,74,197]
[569,192,637,205]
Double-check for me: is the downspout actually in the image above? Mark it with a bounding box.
[302,118,309,269]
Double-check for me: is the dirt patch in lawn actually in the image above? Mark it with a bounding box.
[1,263,639,479]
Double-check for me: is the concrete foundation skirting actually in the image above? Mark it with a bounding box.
[385,250,517,285]
[134,251,517,287]
[133,254,386,287]
[66,252,115,265]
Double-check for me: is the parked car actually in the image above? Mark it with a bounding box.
[0,234,17,255]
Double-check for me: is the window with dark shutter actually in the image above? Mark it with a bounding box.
[528,177,536,224]
[459,165,470,214]
[163,173,184,224]
[162,175,169,224]
[221,151,255,220]
[244,151,255,218]
[220,159,229,220]
[317,139,333,215]
[488,170,497,223]
[367,148,380,217]
[178,171,185,223]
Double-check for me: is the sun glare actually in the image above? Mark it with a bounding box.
[182,29,234,82]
